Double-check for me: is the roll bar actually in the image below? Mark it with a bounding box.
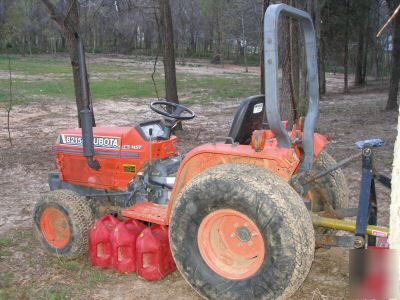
[264,4,319,171]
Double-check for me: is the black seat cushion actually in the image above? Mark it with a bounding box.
[227,95,266,145]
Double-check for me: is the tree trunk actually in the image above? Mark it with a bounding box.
[386,2,400,110]
[354,26,365,85]
[40,0,95,127]
[385,8,400,254]
[281,0,297,124]
[390,107,400,250]
[144,23,152,50]
[190,29,196,53]
[211,7,223,64]
[362,15,371,82]
[291,17,300,102]
[260,0,270,95]
[241,15,248,73]
[160,0,179,104]
[312,0,325,95]
[132,26,138,50]
[299,36,307,99]
[343,0,350,94]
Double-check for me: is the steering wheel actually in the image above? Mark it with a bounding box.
[150,101,195,120]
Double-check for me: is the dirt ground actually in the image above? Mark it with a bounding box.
[0,59,397,299]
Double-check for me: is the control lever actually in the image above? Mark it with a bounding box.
[149,128,153,167]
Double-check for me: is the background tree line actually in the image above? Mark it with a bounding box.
[0,0,399,113]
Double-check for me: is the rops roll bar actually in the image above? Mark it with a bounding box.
[264,4,319,171]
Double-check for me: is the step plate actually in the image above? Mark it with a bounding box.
[121,202,168,225]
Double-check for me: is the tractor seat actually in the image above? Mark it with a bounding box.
[227,95,266,145]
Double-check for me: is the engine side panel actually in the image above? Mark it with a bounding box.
[53,127,177,191]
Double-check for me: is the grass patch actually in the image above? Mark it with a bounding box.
[0,228,109,299]
[178,74,258,103]
[0,249,12,258]
[0,238,12,247]
[91,77,163,99]
[88,268,109,287]
[0,272,14,288]
[26,283,70,300]
[0,290,15,300]
[0,55,133,76]
[0,55,259,105]
[0,55,71,75]
[60,261,80,272]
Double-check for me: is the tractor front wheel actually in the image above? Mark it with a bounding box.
[169,164,314,300]
[33,189,94,260]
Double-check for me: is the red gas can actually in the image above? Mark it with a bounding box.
[89,214,120,268]
[136,225,176,281]
[111,219,146,273]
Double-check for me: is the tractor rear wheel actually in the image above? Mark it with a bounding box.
[169,164,314,300]
[33,189,94,260]
[309,151,349,213]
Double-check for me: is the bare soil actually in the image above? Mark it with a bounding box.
[0,61,396,299]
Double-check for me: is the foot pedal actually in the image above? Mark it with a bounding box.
[121,202,168,225]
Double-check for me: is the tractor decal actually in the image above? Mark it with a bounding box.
[253,103,263,114]
[53,146,140,159]
[60,134,120,149]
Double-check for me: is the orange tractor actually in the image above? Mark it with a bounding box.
[33,4,390,299]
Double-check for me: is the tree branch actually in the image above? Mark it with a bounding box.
[40,0,64,25]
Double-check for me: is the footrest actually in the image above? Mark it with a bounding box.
[121,202,168,225]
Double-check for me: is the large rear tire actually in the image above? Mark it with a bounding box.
[33,189,94,260]
[169,164,314,300]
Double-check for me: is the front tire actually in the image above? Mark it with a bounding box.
[169,164,314,300]
[33,189,94,260]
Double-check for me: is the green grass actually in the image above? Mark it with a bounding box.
[0,54,259,105]
[178,75,258,103]
[0,249,12,258]
[0,291,10,300]
[0,228,122,299]
[60,261,80,272]
[0,56,71,75]
[0,55,133,76]
[33,283,69,300]
[91,77,163,99]
[0,272,14,288]
[0,238,12,247]
[87,268,109,287]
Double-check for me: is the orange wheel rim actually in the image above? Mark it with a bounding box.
[39,207,71,249]
[197,209,265,280]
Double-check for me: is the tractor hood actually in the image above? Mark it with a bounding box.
[52,126,178,191]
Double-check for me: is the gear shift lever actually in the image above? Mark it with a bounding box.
[149,128,153,167]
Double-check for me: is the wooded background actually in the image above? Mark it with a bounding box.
[1,0,399,116]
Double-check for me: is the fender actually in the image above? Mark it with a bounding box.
[166,133,328,220]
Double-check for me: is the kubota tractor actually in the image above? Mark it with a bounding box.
[33,4,390,299]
